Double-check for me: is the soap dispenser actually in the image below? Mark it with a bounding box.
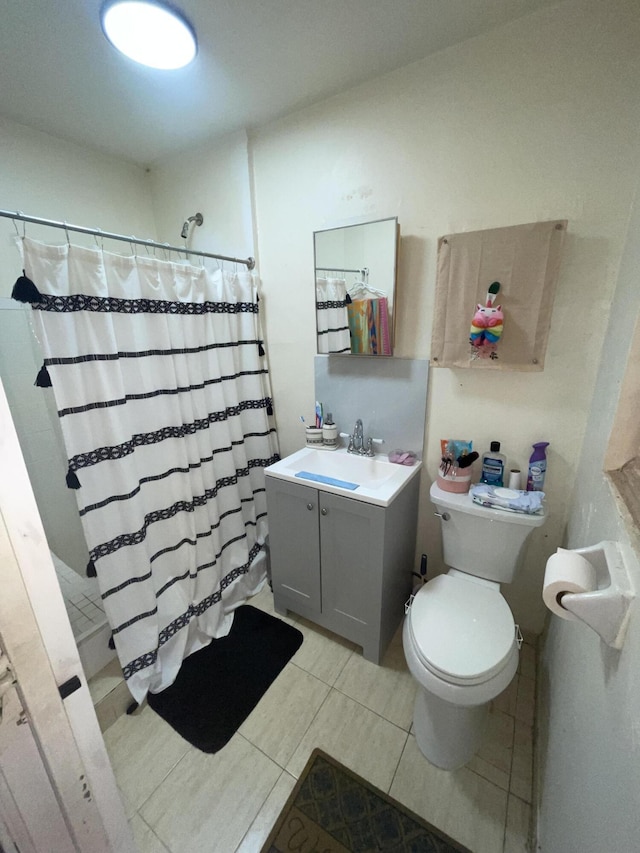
[322,413,338,450]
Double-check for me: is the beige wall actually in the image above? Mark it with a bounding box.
[149,129,254,263]
[538,174,640,853]
[248,0,640,632]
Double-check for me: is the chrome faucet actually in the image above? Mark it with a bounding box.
[354,419,363,452]
[345,419,383,456]
[348,419,364,454]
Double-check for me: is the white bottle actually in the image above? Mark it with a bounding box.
[322,413,338,449]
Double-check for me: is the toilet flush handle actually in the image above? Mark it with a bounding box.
[434,511,450,521]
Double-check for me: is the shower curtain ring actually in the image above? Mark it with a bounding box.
[63,221,70,244]
[15,211,26,238]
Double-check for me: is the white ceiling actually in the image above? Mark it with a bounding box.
[0,0,559,166]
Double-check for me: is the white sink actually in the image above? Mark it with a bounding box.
[265,447,422,507]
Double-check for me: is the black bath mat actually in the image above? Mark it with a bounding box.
[147,605,303,753]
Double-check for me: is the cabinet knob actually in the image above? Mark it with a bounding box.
[321,507,328,516]
[307,503,314,511]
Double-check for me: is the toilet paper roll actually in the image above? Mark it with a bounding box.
[542,549,597,621]
[508,469,522,490]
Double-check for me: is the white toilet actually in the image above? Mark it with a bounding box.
[403,481,546,770]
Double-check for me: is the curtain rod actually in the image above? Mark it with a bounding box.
[315,266,367,274]
[0,209,256,270]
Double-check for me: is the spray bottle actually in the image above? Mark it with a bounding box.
[526,442,549,491]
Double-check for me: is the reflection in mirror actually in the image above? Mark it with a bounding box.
[314,217,398,356]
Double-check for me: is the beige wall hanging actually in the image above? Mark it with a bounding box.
[431,219,567,371]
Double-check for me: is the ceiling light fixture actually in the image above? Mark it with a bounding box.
[100,1,197,70]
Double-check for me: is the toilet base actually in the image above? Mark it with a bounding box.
[413,688,489,770]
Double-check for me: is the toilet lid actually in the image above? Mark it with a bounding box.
[409,574,515,685]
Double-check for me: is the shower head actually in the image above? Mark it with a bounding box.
[180,212,203,239]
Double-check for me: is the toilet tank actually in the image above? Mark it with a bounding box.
[430,483,546,583]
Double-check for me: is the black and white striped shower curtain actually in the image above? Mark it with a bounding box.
[315,277,351,354]
[20,237,279,703]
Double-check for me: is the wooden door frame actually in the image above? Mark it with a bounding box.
[0,379,135,852]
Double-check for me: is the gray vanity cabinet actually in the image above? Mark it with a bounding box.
[264,477,323,612]
[265,473,420,664]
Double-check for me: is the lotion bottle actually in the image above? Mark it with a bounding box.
[480,441,506,487]
[322,413,338,449]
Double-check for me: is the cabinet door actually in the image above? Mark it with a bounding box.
[266,477,321,612]
[319,491,385,637]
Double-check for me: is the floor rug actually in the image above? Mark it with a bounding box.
[262,749,472,853]
[147,604,303,753]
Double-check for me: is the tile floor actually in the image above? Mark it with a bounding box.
[54,557,106,640]
[97,584,538,853]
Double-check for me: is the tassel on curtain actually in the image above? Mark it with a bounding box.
[18,237,279,703]
[34,363,52,387]
[11,269,43,303]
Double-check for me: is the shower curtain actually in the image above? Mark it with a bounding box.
[18,237,279,703]
[315,277,351,354]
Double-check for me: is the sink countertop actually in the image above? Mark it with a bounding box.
[265,446,422,507]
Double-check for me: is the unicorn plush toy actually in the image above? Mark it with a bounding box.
[470,281,503,359]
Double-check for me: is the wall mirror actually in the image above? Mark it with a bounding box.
[314,217,399,356]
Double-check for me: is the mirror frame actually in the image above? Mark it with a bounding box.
[314,216,399,357]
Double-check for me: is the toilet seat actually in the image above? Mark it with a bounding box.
[408,573,515,686]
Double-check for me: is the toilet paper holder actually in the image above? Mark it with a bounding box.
[555,540,635,649]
